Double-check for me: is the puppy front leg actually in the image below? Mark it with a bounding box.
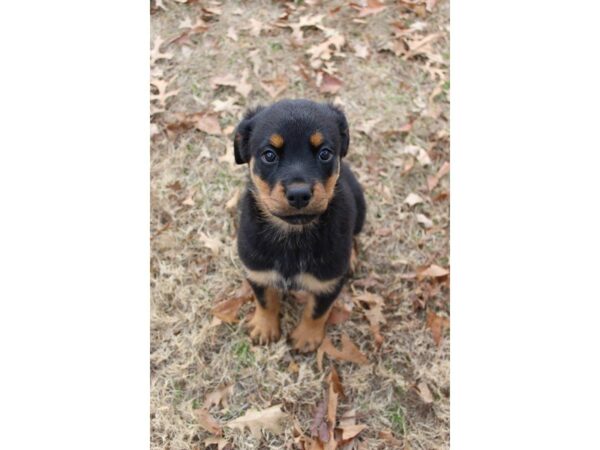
[247,281,282,345]
[291,283,342,353]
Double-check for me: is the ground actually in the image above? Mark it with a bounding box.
[150,1,449,449]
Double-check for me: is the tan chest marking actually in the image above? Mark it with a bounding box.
[244,267,340,295]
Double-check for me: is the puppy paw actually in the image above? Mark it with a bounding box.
[290,323,325,353]
[248,311,281,345]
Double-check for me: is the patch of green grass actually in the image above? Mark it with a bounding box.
[388,405,408,436]
[233,340,254,367]
[270,42,283,51]
[171,381,185,406]
[192,398,201,409]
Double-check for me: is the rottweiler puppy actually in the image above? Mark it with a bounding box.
[233,99,366,352]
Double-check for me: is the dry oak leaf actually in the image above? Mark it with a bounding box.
[402,144,431,166]
[204,384,234,410]
[210,69,252,98]
[404,192,424,207]
[328,365,345,399]
[340,423,368,440]
[211,281,254,324]
[150,37,173,65]
[426,310,449,346]
[319,73,343,95]
[354,292,386,346]
[402,32,443,60]
[195,408,222,436]
[418,264,449,278]
[317,334,368,371]
[226,26,238,42]
[352,0,387,17]
[260,74,289,99]
[307,33,345,62]
[427,161,450,191]
[199,232,222,256]
[416,213,433,229]
[277,13,324,45]
[150,77,179,110]
[195,113,222,135]
[415,381,434,404]
[354,42,370,59]
[226,404,287,439]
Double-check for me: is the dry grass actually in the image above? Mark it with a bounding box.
[151,1,449,448]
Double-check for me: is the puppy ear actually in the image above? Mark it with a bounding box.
[327,104,350,158]
[234,106,265,165]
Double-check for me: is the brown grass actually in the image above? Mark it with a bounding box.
[151,1,449,448]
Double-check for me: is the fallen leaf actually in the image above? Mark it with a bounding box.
[340,423,367,440]
[325,378,338,450]
[427,161,450,191]
[204,437,228,450]
[211,281,254,324]
[277,13,324,45]
[426,310,449,346]
[328,365,345,399]
[306,33,345,63]
[226,404,287,439]
[212,96,240,115]
[150,37,173,65]
[355,118,381,135]
[353,0,387,17]
[354,292,386,346]
[378,429,403,446]
[319,73,343,95]
[195,113,222,135]
[226,26,238,42]
[403,32,443,60]
[199,232,222,256]
[404,192,424,207]
[195,408,222,436]
[352,273,383,290]
[150,77,179,112]
[416,213,433,228]
[418,264,449,278]
[204,384,234,410]
[317,334,368,371]
[353,42,370,59]
[210,69,252,98]
[327,302,352,325]
[310,397,328,443]
[402,145,431,166]
[415,381,434,404]
[260,74,289,99]
[170,17,209,46]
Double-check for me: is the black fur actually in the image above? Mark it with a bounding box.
[234,99,366,319]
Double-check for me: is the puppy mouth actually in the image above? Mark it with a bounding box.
[274,213,318,225]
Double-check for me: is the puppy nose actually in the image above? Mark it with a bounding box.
[286,184,312,209]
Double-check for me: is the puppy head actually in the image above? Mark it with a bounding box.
[234,100,349,225]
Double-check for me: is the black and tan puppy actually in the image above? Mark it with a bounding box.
[234,99,366,352]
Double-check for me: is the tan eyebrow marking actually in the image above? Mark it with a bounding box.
[269,133,284,149]
[310,131,323,147]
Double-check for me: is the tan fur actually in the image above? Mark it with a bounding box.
[245,266,340,294]
[290,293,333,352]
[248,158,340,231]
[294,273,340,295]
[245,268,281,287]
[269,133,284,148]
[248,286,281,344]
[310,131,323,147]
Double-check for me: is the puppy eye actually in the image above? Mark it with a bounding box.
[261,150,278,164]
[318,149,333,162]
